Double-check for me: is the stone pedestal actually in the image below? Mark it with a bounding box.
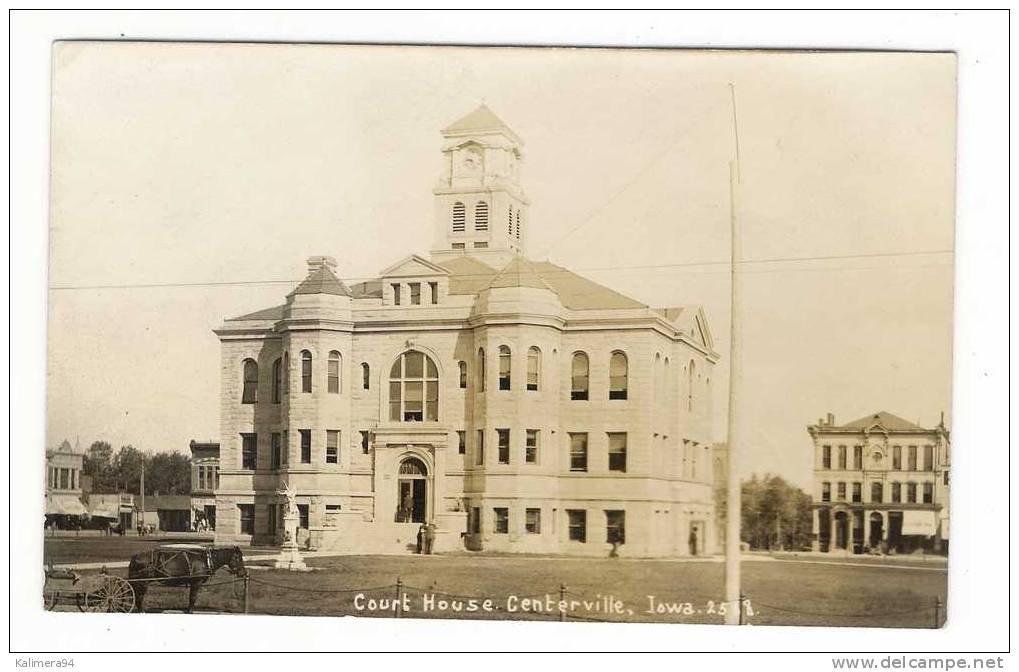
[274,513,309,571]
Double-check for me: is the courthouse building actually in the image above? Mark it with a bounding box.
[213,105,719,556]
[807,411,950,555]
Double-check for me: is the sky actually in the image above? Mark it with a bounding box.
[47,43,956,488]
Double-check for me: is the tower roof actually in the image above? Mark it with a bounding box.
[288,256,350,297]
[488,255,553,291]
[442,104,521,142]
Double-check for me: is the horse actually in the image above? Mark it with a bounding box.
[127,544,246,613]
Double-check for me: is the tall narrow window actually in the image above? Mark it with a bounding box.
[838,445,847,470]
[242,359,258,404]
[238,504,255,535]
[270,432,281,470]
[392,284,401,305]
[907,482,917,503]
[457,430,466,455]
[300,430,312,464]
[477,348,486,391]
[606,510,625,544]
[567,510,586,542]
[837,482,846,500]
[283,352,289,395]
[609,352,628,400]
[922,482,934,504]
[822,445,832,469]
[361,363,370,390]
[525,508,541,534]
[474,201,489,231]
[908,445,918,471]
[608,433,627,472]
[892,445,902,470]
[301,350,312,393]
[497,429,510,464]
[498,346,511,390]
[476,429,485,466]
[409,282,421,305]
[526,347,540,391]
[493,507,508,534]
[571,352,589,400]
[328,351,341,394]
[569,433,588,472]
[525,429,539,463]
[892,482,902,503]
[852,482,862,503]
[389,351,439,422]
[452,201,466,232]
[923,445,934,471]
[853,445,863,470]
[458,361,468,389]
[272,358,282,403]
[326,430,339,464]
[871,481,882,503]
[241,433,257,470]
[821,482,831,502]
[360,431,370,455]
[429,282,438,305]
[687,360,696,411]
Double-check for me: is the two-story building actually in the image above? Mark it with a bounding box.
[807,411,950,555]
[212,105,720,556]
[44,440,88,525]
[190,439,220,530]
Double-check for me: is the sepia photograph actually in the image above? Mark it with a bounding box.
[8,8,1011,664]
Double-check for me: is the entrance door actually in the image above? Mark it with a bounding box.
[689,521,705,556]
[869,512,884,549]
[834,512,849,550]
[395,457,428,523]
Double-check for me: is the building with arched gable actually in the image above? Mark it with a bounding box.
[213,105,719,556]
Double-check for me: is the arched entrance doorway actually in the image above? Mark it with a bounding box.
[869,512,884,550]
[395,457,428,524]
[833,511,849,551]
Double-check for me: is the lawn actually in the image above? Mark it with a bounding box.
[53,551,948,628]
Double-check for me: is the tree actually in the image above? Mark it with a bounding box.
[111,445,146,494]
[83,440,115,492]
[741,474,813,551]
[146,451,191,495]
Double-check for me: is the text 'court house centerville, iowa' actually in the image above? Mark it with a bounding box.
[213,105,720,556]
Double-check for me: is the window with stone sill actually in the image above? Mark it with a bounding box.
[389,351,439,422]
[242,358,258,404]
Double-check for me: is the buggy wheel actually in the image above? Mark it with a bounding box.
[43,589,59,611]
[84,576,135,613]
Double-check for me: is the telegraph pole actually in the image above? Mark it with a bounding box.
[723,83,744,625]
[139,458,146,534]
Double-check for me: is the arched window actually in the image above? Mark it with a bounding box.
[458,361,468,389]
[452,201,466,232]
[508,205,514,236]
[242,359,258,404]
[609,351,628,400]
[515,210,521,239]
[389,351,439,422]
[526,347,541,391]
[301,350,312,393]
[687,360,696,411]
[328,351,341,394]
[498,346,511,390]
[474,201,489,231]
[361,362,370,390]
[271,358,282,403]
[477,348,486,391]
[571,352,589,400]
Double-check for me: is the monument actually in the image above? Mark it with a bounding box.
[274,482,309,571]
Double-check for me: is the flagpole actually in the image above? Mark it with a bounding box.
[723,82,743,626]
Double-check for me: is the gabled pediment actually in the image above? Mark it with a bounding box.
[380,254,451,279]
[663,305,715,351]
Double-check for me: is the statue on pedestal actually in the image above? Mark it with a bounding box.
[274,481,308,571]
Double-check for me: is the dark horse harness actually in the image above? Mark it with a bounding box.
[143,547,215,582]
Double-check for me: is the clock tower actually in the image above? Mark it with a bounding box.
[430,104,529,265]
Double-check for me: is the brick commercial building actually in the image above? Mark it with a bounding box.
[213,106,719,556]
[807,411,950,555]
[190,439,220,530]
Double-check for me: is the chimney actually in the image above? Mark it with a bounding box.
[307,255,338,273]
[826,412,835,426]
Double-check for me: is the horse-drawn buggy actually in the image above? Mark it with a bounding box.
[43,565,136,612]
[44,544,246,613]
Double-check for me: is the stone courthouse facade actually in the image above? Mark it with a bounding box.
[213,106,720,556]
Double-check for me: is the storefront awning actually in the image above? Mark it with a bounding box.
[46,494,89,516]
[88,501,120,519]
[901,510,937,536]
